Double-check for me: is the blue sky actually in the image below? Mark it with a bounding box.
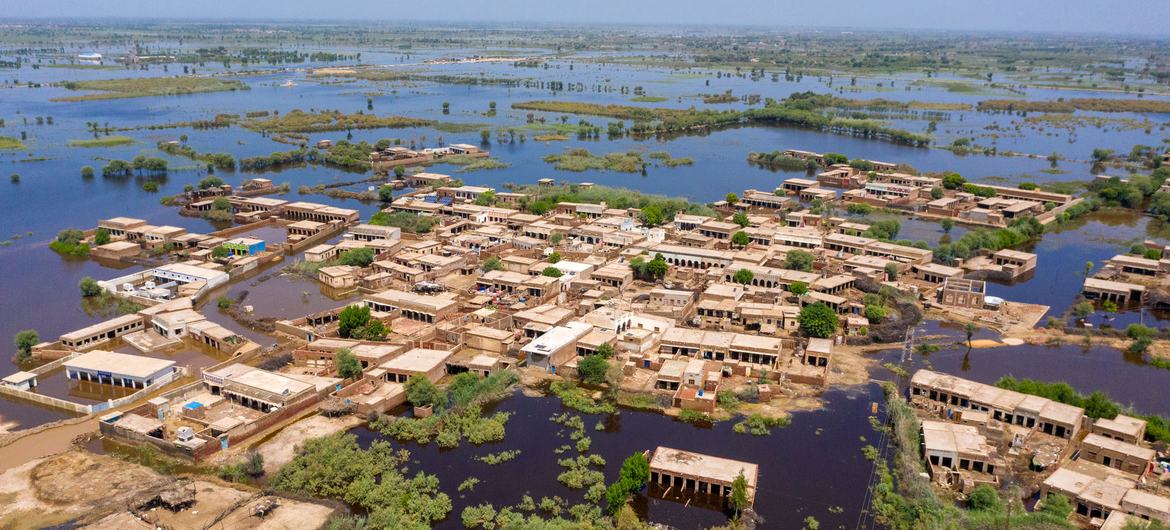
[7,0,1170,36]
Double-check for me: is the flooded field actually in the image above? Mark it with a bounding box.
[2,26,1170,529]
[352,386,886,530]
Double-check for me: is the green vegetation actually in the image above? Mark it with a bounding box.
[369,211,438,233]
[13,329,38,362]
[68,135,134,148]
[271,433,451,528]
[629,253,668,282]
[337,305,388,341]
[475,450,522,465]
[871,383,1074,529]
[732,413,789,435]
[647,151,693,167]
[157,141,235,170]
[441,155,510,173]
[241,109,433,133]
[515,182,714,219]
[933,217,1044,265]
[0,136,26,150]
[549,380,615,414]
[79,277,102,297]
[578,355,609,385]
[604,452,650,514]
[336,349,362,379]
[798,302,838,338]
[54,77,249,102]
[748,151,820,171]
[338,247,376,267]
[629,95,668,103]
[49,229,90,257]
[374,371,520,448]
[785,249,815,272]
[732,268,754,285]
[978,98,1170,113]
[995,376,1170,443]
[514,92,930,147]
[240,149,311,171]
[543,148,647,173]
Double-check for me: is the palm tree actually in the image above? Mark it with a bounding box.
[965,322,976,349]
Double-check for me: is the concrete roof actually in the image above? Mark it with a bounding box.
[380,348,452,373]
[64,350,175,379]
[229,369,314,396]
[650,446,758,489]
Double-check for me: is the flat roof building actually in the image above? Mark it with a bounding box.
[65,350,177,389]
[649,447,758,507]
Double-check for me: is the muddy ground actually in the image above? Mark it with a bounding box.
[0,449,335,530]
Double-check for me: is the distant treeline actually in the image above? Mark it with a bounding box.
[513,91,932,147]
[978,98,1170,113]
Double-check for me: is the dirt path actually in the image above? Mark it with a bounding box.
[0,418,96,473]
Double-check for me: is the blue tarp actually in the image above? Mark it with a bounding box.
[184,401,204,410]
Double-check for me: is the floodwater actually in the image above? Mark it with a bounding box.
[2,43,1170,523]
[351,385,886,530]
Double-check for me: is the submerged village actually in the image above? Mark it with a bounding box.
[6,20,1170,530]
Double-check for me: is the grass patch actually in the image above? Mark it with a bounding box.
[979,97,1170,113]
[441,155,510,173]
[53,76,249,102]
[475,450,521,465]
[732,413,789,435]
[532,134,569,142]
[0,136,25,150]
[68,136,135,148]
[630,95,668,103]
[549,381,615,414]
[543,148,645,173]
[514,94,931,147]
[241,109,434,133]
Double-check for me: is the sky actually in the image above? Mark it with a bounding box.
[6,0,1170,36]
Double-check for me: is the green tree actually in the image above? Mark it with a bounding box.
[339,247,376,267]
[338,304,372,339]
[595,342,615,358]
[79,276,102,297]
[639,204,665,226]
[732,212,750,227]
[93,228,110,246]
[336,348,362,379]
[930,186,944,200]
[481,256,503,272]
[731,231,750,247]
[940,218,953,233]
[548,251,562,264]
[965,322,976,348]
[198,175,225,189]
[789,281,809,296]
[784,249,814,272]
[1038,493,1073,519]
[732,268,754,285]
[80,165,94,178]
[729,471,748,518]
[394,165,406,178]
[378,184,395,202]
[474,190,496,206]
[798,303,838,338]
[884,262,899,281]
[578,355,609,385]
[405,374,445,410]
[541,266,563,278]
[967,484,1001,511]
[941,172,966,190]
[211,245,230,259]
[14,329,38,361]
[725,192,738,205]
[245,450,265,478]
